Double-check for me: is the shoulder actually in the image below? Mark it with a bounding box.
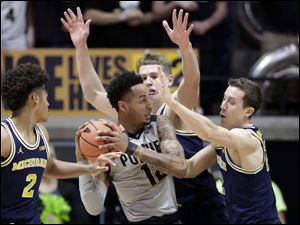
[156,115,175,127]
[230,127,253,137]
[36,123,50,141]
[1,125,11,158]
[157,115,170,122]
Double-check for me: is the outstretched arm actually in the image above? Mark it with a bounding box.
[96,119,188,178]
[185,144,216,178]
[39,123,119,179]
[158,68,258,153]
[163,9,200,110]
[61,7,117,117]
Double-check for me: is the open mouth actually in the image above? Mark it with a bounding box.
[149,89,156,95]
[145,111,152,119]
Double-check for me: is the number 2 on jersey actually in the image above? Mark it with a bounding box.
[22,174,37,198]
[141,164,167,186]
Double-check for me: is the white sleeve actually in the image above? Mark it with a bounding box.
[78,160,108,216]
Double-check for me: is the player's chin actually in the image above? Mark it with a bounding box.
[144,115,151,122]
[40,114,49,122]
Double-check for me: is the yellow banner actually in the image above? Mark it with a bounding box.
[1,48,196,117]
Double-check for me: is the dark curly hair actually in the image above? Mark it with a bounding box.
[106,71,143,111]
[1,63,49,111]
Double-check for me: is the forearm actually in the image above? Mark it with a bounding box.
[78,161,107,216]
[166,98,217,142]
[84,9,125,25]
[177,45,200,107]
[45,159,93,179]
[76,45,106,103]
[134,144,187,178]
[181,45,200,84]
[184,144,216,178]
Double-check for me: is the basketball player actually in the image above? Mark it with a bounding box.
[62,7,229,223]
[158,72,281,224]
[1,63,119,224]
[76,72,187,223]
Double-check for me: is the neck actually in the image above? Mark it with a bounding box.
[242,119,251,127]
[11,108,36,135]
[151,99,165,114]
[119,115,144,134]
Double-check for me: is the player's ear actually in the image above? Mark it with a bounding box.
[30,92,40,104]
[245,107,255,118]
[118,101,128,113]
[167,75,174,87]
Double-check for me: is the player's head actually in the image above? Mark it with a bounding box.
[106,71,152,125]
[220,78,262,129]
[1,63,49,122]
[137,52,174,104]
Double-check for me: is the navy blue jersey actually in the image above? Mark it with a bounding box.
[215,124,280,224]
[157,105,229,223]
[1,118,50,224]
[174,130,221,203]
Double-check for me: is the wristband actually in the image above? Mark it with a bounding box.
[126,141,138,155]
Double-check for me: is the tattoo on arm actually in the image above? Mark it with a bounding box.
[134,116,187,178]
[157,116,177,142]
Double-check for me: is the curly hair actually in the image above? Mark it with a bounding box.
[1,63,49,111]
[106,71,143,111]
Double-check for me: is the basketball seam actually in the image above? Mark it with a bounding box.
[89,120,112,152]
[80,136,99,148]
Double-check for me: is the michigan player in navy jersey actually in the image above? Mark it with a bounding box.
[62,7,229,224]
[75,72,187,223]
[1,63,119,224]
[159,74,281,224]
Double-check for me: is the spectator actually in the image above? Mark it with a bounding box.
[82,1,159,48]
[1,1,34,50]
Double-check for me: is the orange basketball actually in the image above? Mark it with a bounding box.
[79,120,112,162]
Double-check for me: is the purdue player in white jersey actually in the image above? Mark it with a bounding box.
[76,72,187,223]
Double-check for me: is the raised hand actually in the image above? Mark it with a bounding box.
[162,9,194,49]
[61,7,91,48]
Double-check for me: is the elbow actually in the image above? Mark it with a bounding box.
[83,92,97,106]
[81,191,104,216]
[83,94,93,104]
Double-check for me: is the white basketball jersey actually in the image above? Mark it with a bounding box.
[109,116,177,222]
[1,1,27,50]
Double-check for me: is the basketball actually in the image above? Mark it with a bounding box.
[79,120,112,162]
